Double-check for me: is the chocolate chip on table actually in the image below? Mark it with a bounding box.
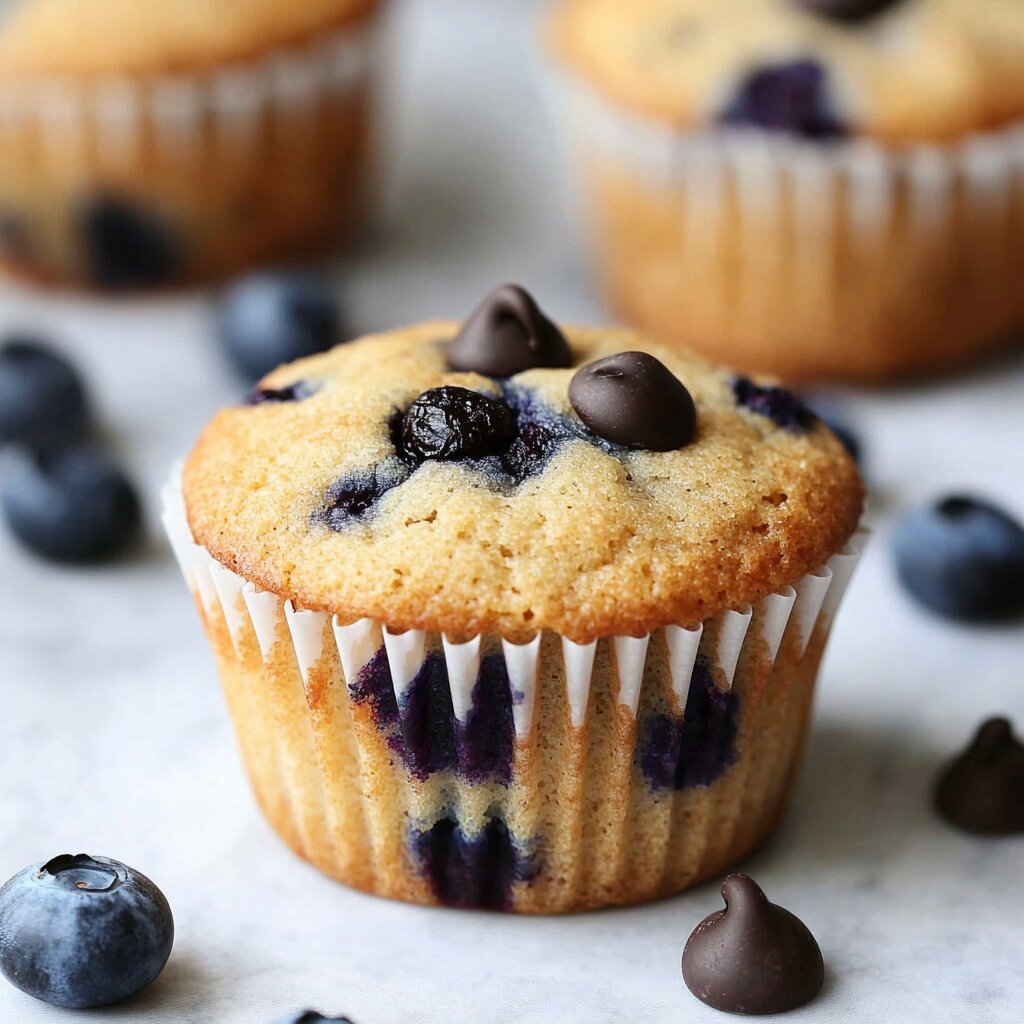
[935,718,1024,835]
[401,386,516,461]
[446,284,572,377]
[796,0,901,23]
[568,351,697,451]
[682,874,825,1016]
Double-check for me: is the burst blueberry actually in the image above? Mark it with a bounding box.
[315,456,410,530]
[733,376,816,431]
[0,337,89,447]
[894,496,1024,621]
[411,816,538,910]
[218,272,343,381]
[1,446,141,563]
[721,61,846,140]
[401,386,516,461]
[80,195,183,289]
[0,854,173,1009]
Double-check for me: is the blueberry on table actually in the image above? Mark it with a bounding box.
[0,854,173,1009]
[893,496,1024,621]
[1,446,141,563]
[0,338,89,447]
[218,272,343,381]
[80,195,184,289]
[274,1013,357,1024]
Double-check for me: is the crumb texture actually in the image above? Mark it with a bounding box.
[183,322,863,641]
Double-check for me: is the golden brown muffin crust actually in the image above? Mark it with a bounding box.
[183,323,864,642]
[0,0,380,77]
[550,0,1024,145]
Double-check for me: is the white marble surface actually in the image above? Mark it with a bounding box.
[1,2,1023,1021]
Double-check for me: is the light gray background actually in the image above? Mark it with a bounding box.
[1,2,1023,1022]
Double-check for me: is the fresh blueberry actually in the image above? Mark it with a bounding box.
[80,195,183,289]
[721,60,847,140]
[247,380,317,405]
[1,446,141,563]
[218,272,343,381]
[0,854,173,1009]
[401,386,516,461]
[0,338,89,447]
[733,376,816,431]
[894,496,1024,621]
[273,1014,356,1024]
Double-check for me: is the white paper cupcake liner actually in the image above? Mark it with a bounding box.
[162,466,866,742]
[554,68,1024,244]
[0,22,381,156]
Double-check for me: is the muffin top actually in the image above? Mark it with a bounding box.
[183,287,863,643]
[550,0,1024,145]
[0,0,378,78]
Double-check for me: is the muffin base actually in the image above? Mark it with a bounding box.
[164,475,864,913]
[559,74,1024,383]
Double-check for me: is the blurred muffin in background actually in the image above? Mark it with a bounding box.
[0,0,384,290]
[548,0,1024,382]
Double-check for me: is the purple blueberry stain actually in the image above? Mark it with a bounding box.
[317,383,622,531]
[639,659,740,791]
[721,60,847,141]
[411,815,539,910]
[733,376,816,432]
[349,649,515,785]
[247,379,317,405]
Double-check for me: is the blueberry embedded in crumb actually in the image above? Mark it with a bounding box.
[79,195,183,289]
[401,386,516,461]
[0,853,173,1009]
[218,272,343,382]
[314,455,411,530]
[893,496,1024,621]
[0,337,90,447]
[639,659,740,790]
[0,446,141,563]
[733,376,816,431]
[273,1014,357,1024]
[247,380,317,405]
[721,60,847,140]
[411,815,538,910]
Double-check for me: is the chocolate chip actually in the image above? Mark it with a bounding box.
[402,386,516,461]
[447,285,572,377]
[682,874,824,1016]
[935,718,1024,835]
[797,0,900,23]
[568,351,696,451]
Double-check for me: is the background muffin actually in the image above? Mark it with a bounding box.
[0,0,384,289]
[549,0,1024,382]
[166,287,865,913]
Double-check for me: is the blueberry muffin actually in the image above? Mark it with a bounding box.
[549,0,1024,382]
[165,285,866,913]
[0,0,383,289]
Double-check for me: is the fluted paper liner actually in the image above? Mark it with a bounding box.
[164,467,866,913]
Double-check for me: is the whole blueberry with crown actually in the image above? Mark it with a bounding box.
[0,854,173,1009]
[168,285,864,913]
